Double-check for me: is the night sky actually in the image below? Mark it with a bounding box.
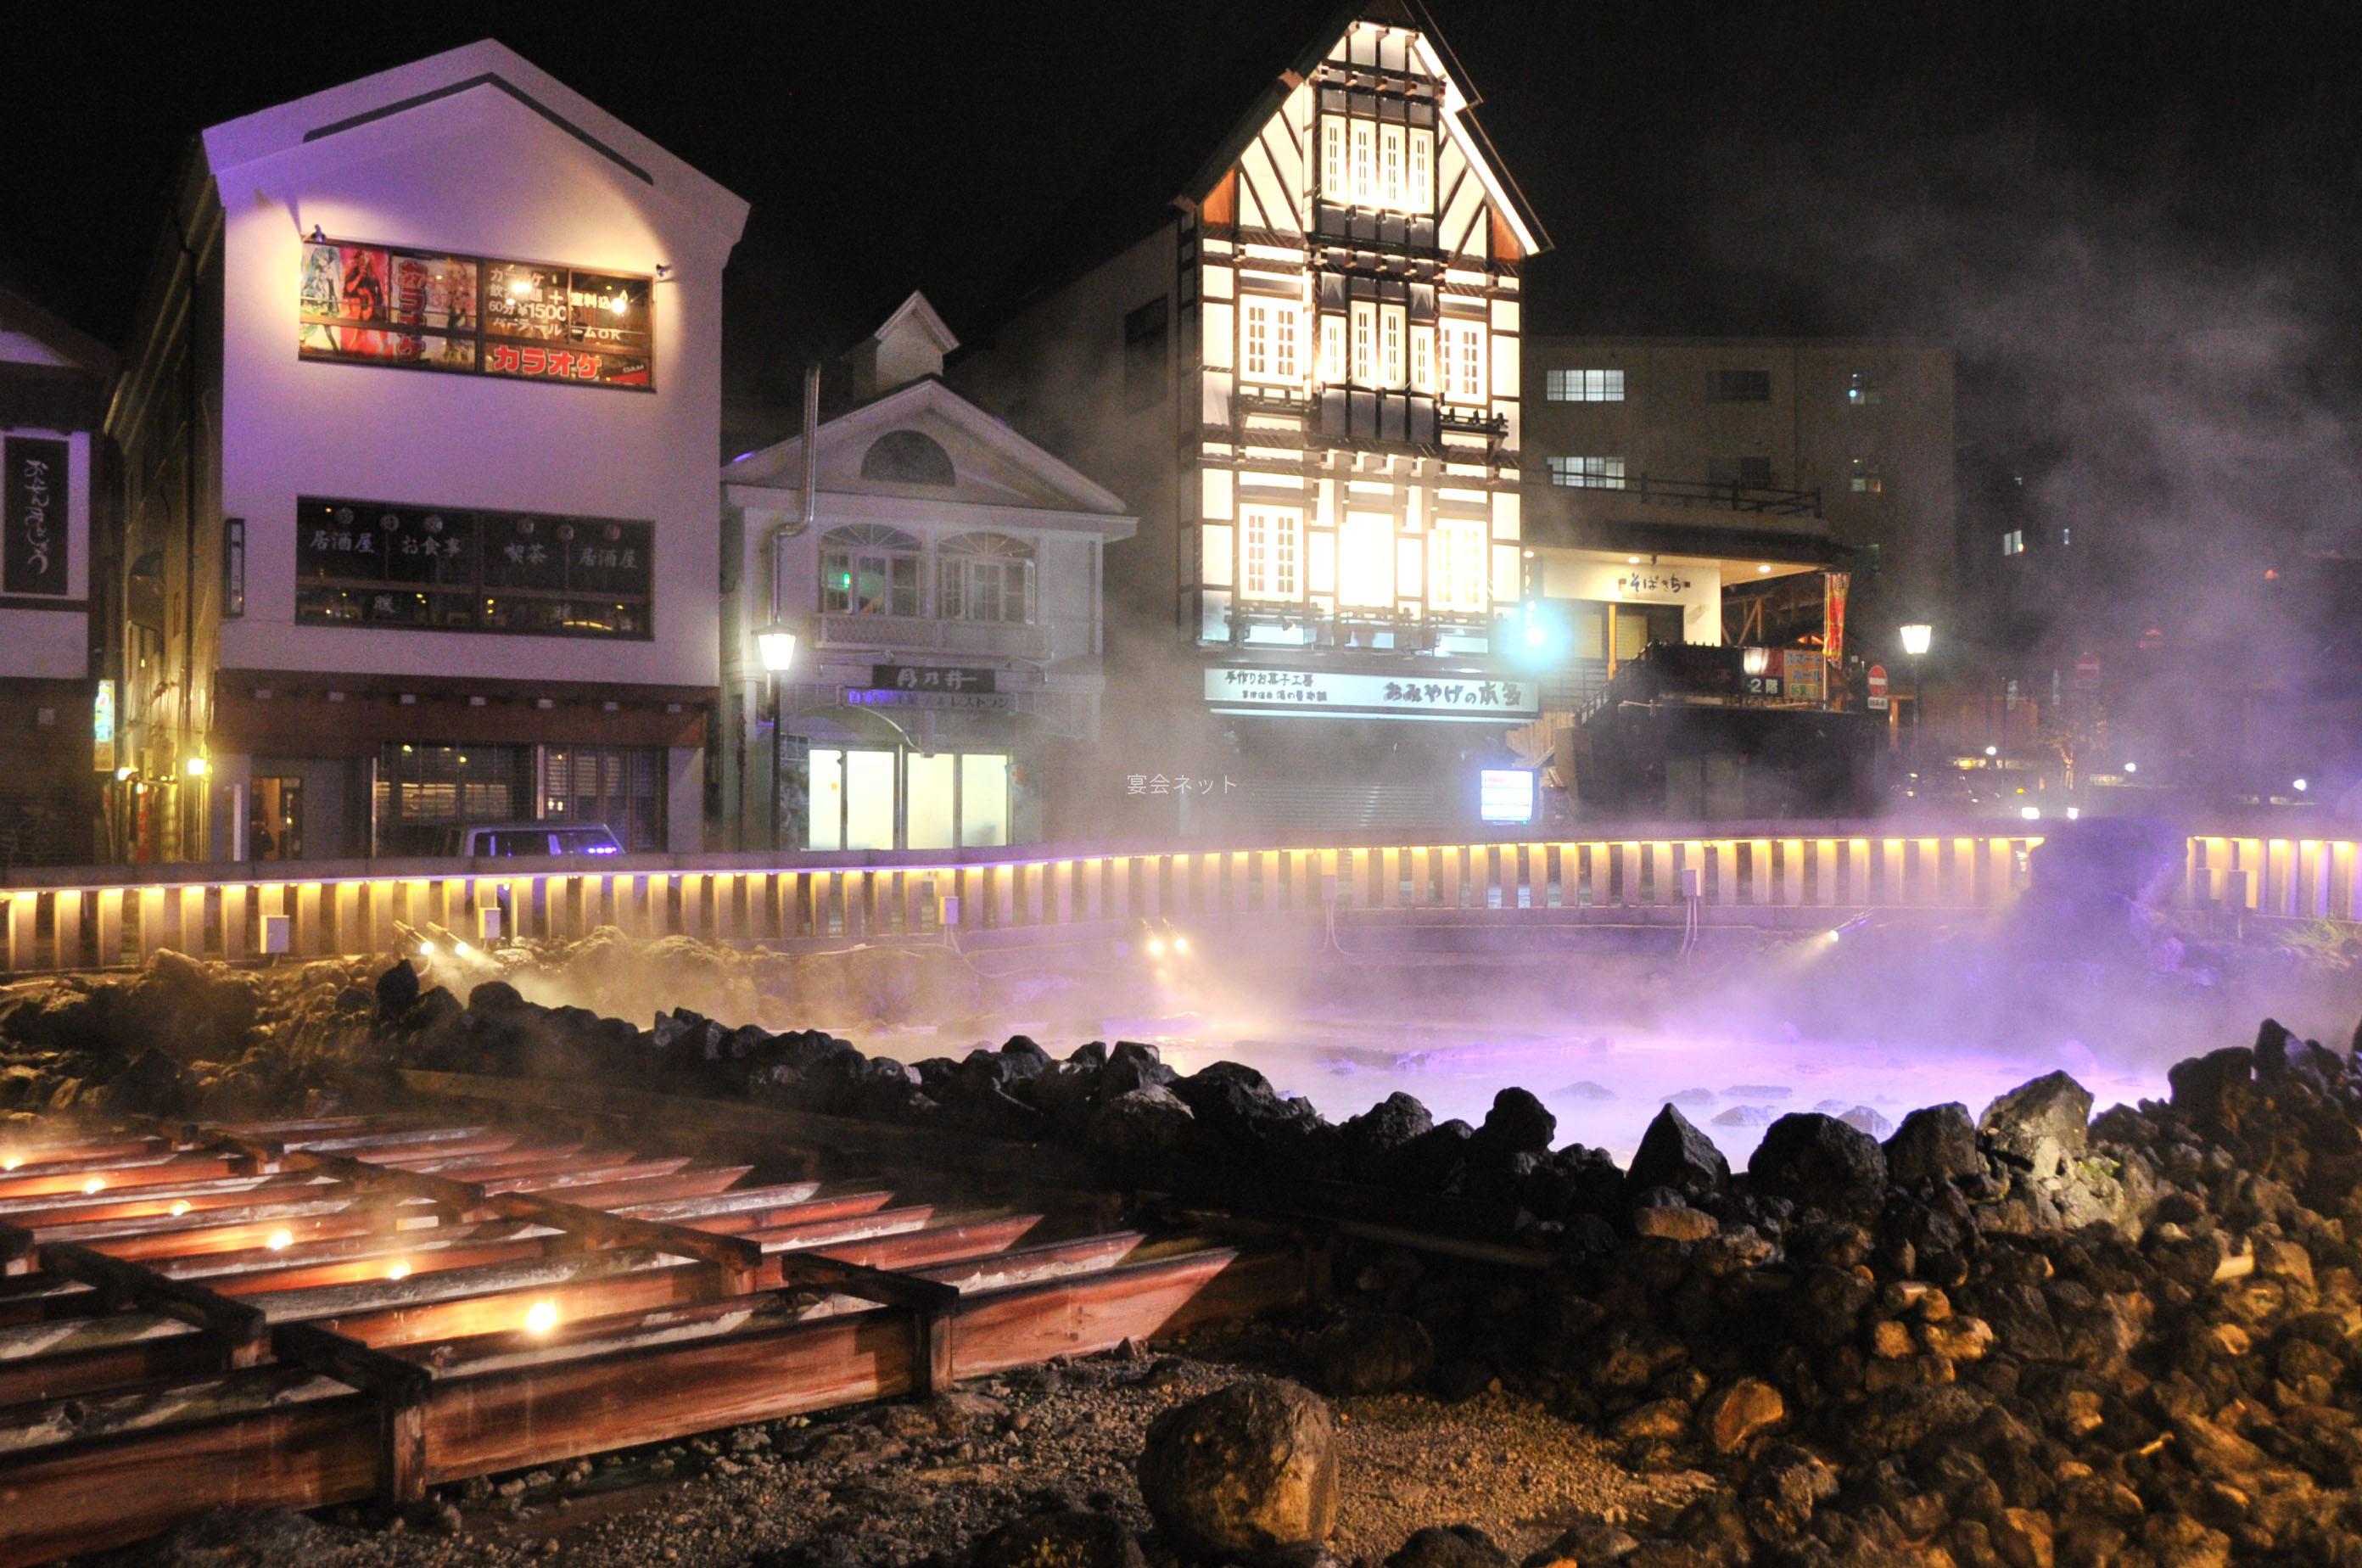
[8,1,2357,460]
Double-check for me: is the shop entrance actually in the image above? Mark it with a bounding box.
[249,776,304,860]
[806,748,1010,851]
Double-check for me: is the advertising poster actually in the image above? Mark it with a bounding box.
[299,239,647,387]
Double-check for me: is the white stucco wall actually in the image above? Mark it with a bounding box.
[204,75,740,689]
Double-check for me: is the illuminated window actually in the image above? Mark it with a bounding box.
[1241,298,1301,384]
[1408,130,1434,213]
[1338,512,1394,607]
[1323,119,1346,199]
[1380,124,1404,207]
[1351,301,1376,384]
[1846,370,1883,406]
[1319,314,1344,383]
[1442,320,1486,404]
[2001,529,2025,557]
[1380,305,1406,387]
[1410,326,1434,393]
[1547,456,1625,490]
[1850,457,1883,495]
[1545,367,1624,402]
[1429,518,1489,613]
[1352,120,1376,205]
[820,524,921,616]
[1241,507,1303,602]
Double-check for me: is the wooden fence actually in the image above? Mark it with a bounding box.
[2,828,2355,975]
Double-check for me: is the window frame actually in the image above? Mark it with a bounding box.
[820,524,924,618]
[1240,506,1305,602]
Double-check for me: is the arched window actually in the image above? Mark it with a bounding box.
[859,429,955,486]
[938,532,1035,624]
[820,524,922,617]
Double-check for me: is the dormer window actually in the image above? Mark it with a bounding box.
[859,429,954,486]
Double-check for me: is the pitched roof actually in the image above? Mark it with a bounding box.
[971,0,1548,338]
[199,39,749,246]
[0,283,120,378]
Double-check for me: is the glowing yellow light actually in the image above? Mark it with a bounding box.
[0,1156,20,1173]
[169,1200,193,1216]
[1758,563,1772,574]
[1173,936,1190,955]
[417,943,435,958]
[1145,936,1165,958]
[523,1300,558,1335]
[186,757,210,777]
[266,1229,294,1251]
[81,1177,105,1196]
[452,941,476,957]
[386,1261,412,1281]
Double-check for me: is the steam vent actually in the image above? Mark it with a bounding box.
[5,0,2359,1563]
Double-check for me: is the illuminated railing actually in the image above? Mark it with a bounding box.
[2,829,2352,976]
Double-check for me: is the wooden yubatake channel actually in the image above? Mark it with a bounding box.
[0,1092,1321,1566]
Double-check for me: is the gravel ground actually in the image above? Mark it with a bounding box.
[94,1336,1704,1568]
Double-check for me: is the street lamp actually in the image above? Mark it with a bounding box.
[1898,624,1932,757]
[757,623,800,851]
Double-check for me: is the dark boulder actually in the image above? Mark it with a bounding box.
[373,960,422,1021]
[1137,1379,1338,1556]
[1474,1088,1555,1156]
[966,1509,1145,1568]
[1885,1102,1981,1184]
[1307,1313,1435,1396]
[1749,1112,1887,1221]
[1342,1093,1434,1181]
[2168,1045,2256,1138]
[998,1035,1052,1080]
[466,979,526,1016]
[1087,1086,1195,1161]
[1383,1525,1514,1568]
[1623,1105,1729,1204]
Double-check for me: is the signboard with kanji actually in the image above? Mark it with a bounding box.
[3,436,70,596]
[1205,667,1538,721]
[870,665,998,694]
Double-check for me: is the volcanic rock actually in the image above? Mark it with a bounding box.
[1749,1112,1887,1221]
[1699,1376,1786,1453]
[1136,1379,1338,1555]
[1475,1088,1556,1156]
[1086,1085,1195,1160]
[1384,1524,1514,1568]
[1624,1105,1727,1204]
[1978,1072,2093,1179]
[1307,1313,1436,1396]
[1341,1093,1435,1179]
[374,960,422,1021]
[966,1509,1145,1568]
[1885,1102,1981,1184]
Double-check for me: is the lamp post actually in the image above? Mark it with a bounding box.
[1898,624,1933,760]
[756,623,799,850]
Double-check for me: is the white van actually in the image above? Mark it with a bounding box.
[432,822,624,858]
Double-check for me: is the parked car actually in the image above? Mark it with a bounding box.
[430,822,624,857]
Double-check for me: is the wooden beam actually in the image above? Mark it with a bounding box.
[36,1243,268,1369]
[271,1321,434,1505]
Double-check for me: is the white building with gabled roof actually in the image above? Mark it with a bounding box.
[719,292,1135,851]
[109,38,747,860]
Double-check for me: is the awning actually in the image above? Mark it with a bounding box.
[1565,518,1855,568]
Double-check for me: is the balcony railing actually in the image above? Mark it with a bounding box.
[814,612,1058,662]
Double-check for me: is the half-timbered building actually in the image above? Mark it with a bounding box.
[957,0,1549,833]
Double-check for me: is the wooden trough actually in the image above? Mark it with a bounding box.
[0,1101,1318,1565]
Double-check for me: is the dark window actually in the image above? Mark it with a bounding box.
[222,518,245,619]
[1710,368,1772,402]
[1124,297,1169,408]
[859,429,955,486]
[295,497,652,640]
[1706,456,1774,486]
